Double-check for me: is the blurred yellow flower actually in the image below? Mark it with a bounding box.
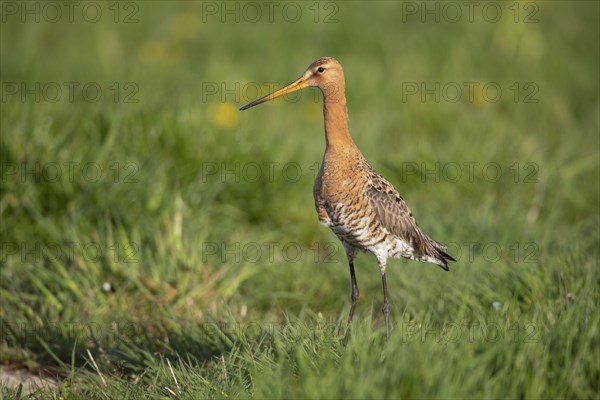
[138,12,199,66]
[170,13,200,40]
[138,40,184,65]
[211,103,239,129]
[472,82,486,106]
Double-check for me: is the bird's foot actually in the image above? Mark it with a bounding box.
[382,302,390,340]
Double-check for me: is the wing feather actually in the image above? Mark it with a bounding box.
[365,171,455,270]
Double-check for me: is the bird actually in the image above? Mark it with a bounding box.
[240,57,455,338]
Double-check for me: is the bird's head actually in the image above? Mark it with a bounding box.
[240,57,344,111]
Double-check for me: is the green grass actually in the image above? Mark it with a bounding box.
[1,1,599,398]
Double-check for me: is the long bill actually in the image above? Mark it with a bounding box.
[240,76,309,110]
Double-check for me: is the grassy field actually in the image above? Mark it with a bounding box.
[1,1,599,398]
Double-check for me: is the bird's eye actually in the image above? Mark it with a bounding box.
[317,67,325,73]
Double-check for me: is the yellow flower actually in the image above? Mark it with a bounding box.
[138,40,184,66]
[211,103,239,129]
[170,13,200,40]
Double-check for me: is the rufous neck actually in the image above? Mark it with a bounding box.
[321,85,356,150]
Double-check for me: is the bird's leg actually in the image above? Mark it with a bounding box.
[348,259,360,324]
[379,260,390,339]
[343,245,359,341]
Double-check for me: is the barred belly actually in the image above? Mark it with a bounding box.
[329,203,414,260]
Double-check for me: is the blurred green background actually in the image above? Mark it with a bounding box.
[1,1,598,398]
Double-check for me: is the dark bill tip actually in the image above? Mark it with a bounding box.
[239,97,266,111]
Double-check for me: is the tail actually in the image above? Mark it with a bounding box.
[433,246,455,271]
[423,239,455,271]
[433,240,456,271]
